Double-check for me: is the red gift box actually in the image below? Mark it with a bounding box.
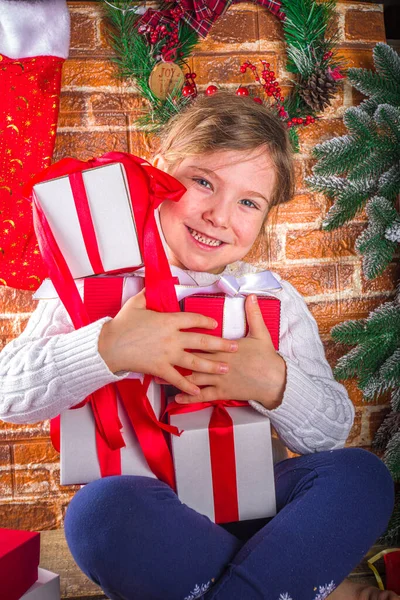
[181,293,280,349]
[166,292,281,522]
[0,528,40,600]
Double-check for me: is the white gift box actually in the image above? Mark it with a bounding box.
[170,405,277,523]
[60,380,163,485]
[33,163,143,279]
[21,569,60,600]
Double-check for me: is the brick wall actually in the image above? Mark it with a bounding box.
[0,1,396,531]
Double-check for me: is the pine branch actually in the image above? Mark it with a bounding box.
[348,68,400,107]
[329,318,369,345]
[384,432,400,482]
[312,135,373,177]
[373,42,400,89]
[378,164,400,201]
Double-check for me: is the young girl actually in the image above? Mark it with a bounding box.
[0,92,396,600]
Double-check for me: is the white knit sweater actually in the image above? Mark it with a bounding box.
[0,260,354,458]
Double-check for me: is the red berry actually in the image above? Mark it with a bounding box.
[191,73,197,79]
[269,71,275,78]
[267,90,273,96]
[287,121,293,127]
[240,66,247,73]
[297,118,303,124]
[182,85,193,97]
[205,85,218,96]
[253,97,263,104]
[265,63,270,68]
[236,86,249,96]
[311,117,315,123]
[185,73,191,79]
[280,96,284,102]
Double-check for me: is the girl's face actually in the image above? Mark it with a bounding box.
[158,147,276,274]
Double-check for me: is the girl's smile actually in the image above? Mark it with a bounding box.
[158,147,276,274]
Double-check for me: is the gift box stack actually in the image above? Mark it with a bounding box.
[0,528,60,600]
[29,152,284,524]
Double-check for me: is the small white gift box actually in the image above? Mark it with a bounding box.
[60,380,164,485]
[169,405,277,524]
[33,163,143,279]
[21,569,60,600]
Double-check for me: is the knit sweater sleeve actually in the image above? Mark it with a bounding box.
[248,273,355,455]
[0,298,130,424]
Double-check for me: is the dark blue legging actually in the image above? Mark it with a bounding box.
[64,448,395,600]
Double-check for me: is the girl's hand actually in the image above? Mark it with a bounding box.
[176,294,287,408]
[98,289,238,397]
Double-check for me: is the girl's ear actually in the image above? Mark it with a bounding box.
[153,154,167,171]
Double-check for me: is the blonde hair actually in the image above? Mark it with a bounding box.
[156,91,295,262]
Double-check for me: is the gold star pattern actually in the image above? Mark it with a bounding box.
[24,120,32,126]
[33,249,39,255]
[6,115,12,122]
[22,261,29,266]
[3,228,9,234]
[11,243,17,248]
[11,272,16,277]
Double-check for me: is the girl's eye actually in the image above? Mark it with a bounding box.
[240,199,259,209]
[193,178,212,190]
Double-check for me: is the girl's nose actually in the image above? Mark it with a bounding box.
[202,200,231,229]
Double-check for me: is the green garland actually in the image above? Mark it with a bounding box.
[102,0,343,149]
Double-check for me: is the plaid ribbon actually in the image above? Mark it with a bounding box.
[138,0,283,39]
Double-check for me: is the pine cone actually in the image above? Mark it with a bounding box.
[299,68,338,113]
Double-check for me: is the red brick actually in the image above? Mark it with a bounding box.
[0,421,50,442]
[338,294,395,319]
[192,53,278,85]
[298,119,348,153]
[345,10,385,42]
[339,47,375,70]
[53,131,129,162]
[69,11,98,55]
[0,287,37,313]
[0,444,11,467]
[58,91,88,127]
[270,264,339,297]
[14,469,51,496]
[307,295,388,335]
[272,193,322,225]
[13,441,59,466]
[337,263,356,293]
[90,92,146,114]
[361,262,399,294]
[0,471,13,497]
[286,223,367,260]
[198,9,259,52]
[258,7,285,44]
[346,406,362,445]
[129,130,159,161]
[62,59,120,88]
[0,501,60,530]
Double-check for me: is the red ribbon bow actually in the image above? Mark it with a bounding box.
[24,152,186,466]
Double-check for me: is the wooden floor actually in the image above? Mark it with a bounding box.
[39,530,385,599]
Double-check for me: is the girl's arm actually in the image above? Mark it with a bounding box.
[249,276,355,455]
[0,299,130,424]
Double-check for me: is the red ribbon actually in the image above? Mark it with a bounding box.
[69,171,104,275]
[165,399,248,523]
[116,378,176,489]
[24,153,186,473]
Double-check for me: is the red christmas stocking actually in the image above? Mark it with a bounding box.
[0,0,70,291]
